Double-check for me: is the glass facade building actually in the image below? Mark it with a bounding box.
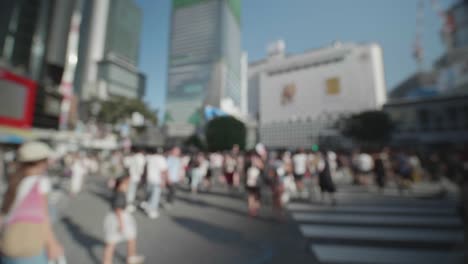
[0,0,77,130]
[99,0,144,99]
[105,0,141,65]
[77,0,145,101]
[166,0,241,132]
[0,0,50,80]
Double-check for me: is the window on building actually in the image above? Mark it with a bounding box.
[446,107,458,130]
[464,106,468,129]
[418,109,429,131]
[435,115,444,131]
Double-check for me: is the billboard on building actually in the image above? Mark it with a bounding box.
[0,69,37,129]
[259,44,386,125]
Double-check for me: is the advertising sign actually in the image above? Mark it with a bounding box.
[0,68,37,128]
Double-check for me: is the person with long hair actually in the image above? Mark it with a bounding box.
[0,141,63,264]
[245,153,264,217]
[103,175,144,264]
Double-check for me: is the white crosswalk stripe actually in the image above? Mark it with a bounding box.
[310,244,463,264]
[288,186,464,264]
[289,203,457,215]
[293,213,461,227]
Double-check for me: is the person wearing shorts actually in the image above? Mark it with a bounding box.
[103,176,144,264]
[292,148,308,197]
[245,154,263,217]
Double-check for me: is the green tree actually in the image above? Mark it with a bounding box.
[184,134,206,150]
[341,110,394,147]
[97,96,158,125]
[205,116,246,151]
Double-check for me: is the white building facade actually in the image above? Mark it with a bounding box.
[249,41,387,148]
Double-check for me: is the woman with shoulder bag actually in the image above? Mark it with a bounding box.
[0,141,63,264]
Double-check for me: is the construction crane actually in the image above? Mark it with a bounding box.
[413,0,425,70]
[413,0,454,70]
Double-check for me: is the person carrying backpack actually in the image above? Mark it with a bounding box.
[0,141,64,264]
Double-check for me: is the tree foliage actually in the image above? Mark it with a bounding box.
[97,96,158,125]
[205,116,246,152]
[184,134,206,151]
[341,110,394,146]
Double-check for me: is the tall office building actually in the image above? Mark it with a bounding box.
[165,0,242,137]
[77,0,146,102]
[0,0,83,130]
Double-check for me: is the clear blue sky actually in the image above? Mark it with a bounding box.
[136,0,454,113]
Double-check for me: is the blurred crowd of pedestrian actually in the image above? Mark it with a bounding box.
[96,143,467,221]
[0,141,466,263]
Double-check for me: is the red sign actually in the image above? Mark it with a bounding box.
[0,68,37,128]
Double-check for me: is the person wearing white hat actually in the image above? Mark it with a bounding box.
[0,141,63,264]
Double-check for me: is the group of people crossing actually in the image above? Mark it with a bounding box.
[0,140,465,264]
[109,145,340,219]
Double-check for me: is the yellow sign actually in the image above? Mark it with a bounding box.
[281,83,296,105]
[326,78,340,95]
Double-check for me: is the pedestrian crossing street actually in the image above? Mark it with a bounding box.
[288,186,464,264]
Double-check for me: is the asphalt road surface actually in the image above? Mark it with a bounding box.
[53,179,315,264]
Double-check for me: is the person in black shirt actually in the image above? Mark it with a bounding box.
[373,152,386,192]
[103,175,144,264]
[318,151,337,206]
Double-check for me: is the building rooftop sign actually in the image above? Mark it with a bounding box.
[173,0,241,24]
[173,0,210,8]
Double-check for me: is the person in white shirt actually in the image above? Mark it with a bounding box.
[140,148,167,219]
[281,152,296,197]
[190,153,208,193]
[292,148,308,196]
[166,147,183,207]
[245,153,264,217]
[328,151,338,179]
[70,153,87,195]
[125,150,146,212]
[356,152,374,185]
[209,152,224,186]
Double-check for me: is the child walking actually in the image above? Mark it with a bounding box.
[103,175,144,264]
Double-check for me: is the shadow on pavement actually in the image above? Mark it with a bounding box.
[171,216,275,264]
[178,185,245,201]
[171,216,244,244]
[61,217,125,264]
[88,188,113,204]
[176,195,277,223]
